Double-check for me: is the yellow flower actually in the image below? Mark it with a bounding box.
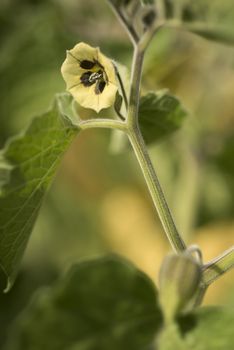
[61,42,118,113]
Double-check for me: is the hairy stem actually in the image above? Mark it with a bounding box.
[128,47,144,127]
[107,1,139,45]
[128,127,186,253]
[125,23,186,252]
[194,247,234,306]
[203,246,234,286]
[79,119,127,132]
[107,1,185,252]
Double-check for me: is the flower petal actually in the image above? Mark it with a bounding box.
[98,52,118,87]
[70,42,98,63]
[70,82,117,113]
[61,42,118,112]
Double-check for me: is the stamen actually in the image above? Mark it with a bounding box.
[89,72,103,83]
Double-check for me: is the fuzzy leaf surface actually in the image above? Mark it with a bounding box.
[0,93,79,291]
[139,90,187,145]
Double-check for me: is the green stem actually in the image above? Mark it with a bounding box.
[79,119,127,132]
[128,47,144,127]
[193,285,207,307]
[126,25,186,253]
[107,1,139,45]
[128,126,186,253]
[202,246,234,286]
[157,0,166,20]
[194,247,234,306]
[139,21,164,52]
[97,3,184,253]
[127,24,164,127]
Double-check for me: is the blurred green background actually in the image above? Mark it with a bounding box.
[0,0,234,347]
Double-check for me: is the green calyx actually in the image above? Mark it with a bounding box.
[159,252,202,324]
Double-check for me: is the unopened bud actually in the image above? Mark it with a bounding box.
[159,253,202,323]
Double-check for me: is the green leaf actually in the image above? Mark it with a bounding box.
[0,93,79,291]
[159,306,234,349]
[5,255,162,350]
[139,90,187,145]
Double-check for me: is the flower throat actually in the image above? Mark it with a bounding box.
[80,60,107,94]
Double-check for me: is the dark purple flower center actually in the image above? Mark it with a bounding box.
[80,64,107,94]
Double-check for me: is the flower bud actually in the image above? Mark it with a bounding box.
[159,253,202,324]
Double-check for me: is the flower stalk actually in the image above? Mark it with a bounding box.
[203,247,234,286]
[79,118,127,132]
